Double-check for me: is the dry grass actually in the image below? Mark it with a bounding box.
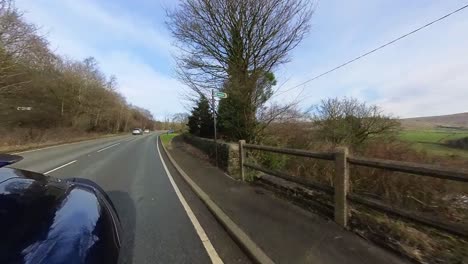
[351,208,468,264]
[257,124,468,263]
[0,127,121,153]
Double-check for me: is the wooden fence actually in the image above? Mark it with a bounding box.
[238,140,468,238]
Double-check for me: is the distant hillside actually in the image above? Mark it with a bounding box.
[401,112,468,130]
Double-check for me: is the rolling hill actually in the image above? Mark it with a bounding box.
[400,112,468,129]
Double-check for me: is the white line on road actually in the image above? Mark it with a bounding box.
[44,160,77,175]
[156,138,223,264]
[13,136,129,154]
[13,141,84,154]
[97,143,121,153]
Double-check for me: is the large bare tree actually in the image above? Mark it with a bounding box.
[167,0,314,141]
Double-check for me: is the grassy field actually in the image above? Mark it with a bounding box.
[399,129,468,158]
[160,133,179,146]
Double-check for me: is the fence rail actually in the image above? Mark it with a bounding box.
[348,156,468,182]
[244,143,335,160]
[244,162,334,195]
[239,141,468,238]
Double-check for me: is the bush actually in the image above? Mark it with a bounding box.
[311,97,400,147]
[446,137,468,150]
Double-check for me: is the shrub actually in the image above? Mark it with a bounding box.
[311,97,400,147]
[446,137,468,150]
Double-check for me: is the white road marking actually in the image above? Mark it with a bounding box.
[13,142,83,154]
[156,138,223,264]
[13,136,131,154]
[44,160,77,175]
[97,143,121,152]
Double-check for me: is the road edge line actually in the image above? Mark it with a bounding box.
[158,137,275,264]
[156,137,223,264]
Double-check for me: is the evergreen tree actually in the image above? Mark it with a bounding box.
[187,96,214,138]
[218,71,277,141]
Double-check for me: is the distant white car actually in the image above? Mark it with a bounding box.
[132,128,142,135]
[144,129,150,133]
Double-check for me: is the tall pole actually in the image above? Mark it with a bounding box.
[212,90,218,167]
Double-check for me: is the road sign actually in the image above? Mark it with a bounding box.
[214,92,228,98]
[16,107,32,111]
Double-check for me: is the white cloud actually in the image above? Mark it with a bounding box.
[57,0,173,55]
[98,52,185,119]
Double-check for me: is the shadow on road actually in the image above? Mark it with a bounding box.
[107,191,136,264]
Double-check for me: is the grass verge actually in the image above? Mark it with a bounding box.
[351,208,468,264]
[160,133,179,147]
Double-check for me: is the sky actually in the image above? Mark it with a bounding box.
[15,0,468,119]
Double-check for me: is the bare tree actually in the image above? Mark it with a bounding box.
[172,112,189,131]
[167,0,314,141]
[311,97,401,146]
[0,0,39,94]
[0,0,155,139]
[167,0,314,92]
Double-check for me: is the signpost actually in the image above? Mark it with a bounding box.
[211,90,228,167]
[214,91,228,99]
[16,106,32,111]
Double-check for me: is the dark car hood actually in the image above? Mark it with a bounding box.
[0,167,120,264]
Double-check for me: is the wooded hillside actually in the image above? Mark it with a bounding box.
[0,0,154,145]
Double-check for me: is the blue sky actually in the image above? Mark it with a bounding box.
[15,0,468,119]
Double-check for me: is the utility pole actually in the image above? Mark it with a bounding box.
[211,90,228,168]
[211,89,218,167]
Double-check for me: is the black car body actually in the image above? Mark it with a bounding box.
[0,154,121,264]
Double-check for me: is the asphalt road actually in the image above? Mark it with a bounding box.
[11,133,249,264]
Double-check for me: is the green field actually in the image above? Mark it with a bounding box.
[399,129,468,158]
[160,133,179,146]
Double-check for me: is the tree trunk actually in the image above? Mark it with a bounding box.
[115,104,123,133]
[61,98,64,117]
[124,111,130,132]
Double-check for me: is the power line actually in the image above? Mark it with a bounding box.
[276,3,468,96]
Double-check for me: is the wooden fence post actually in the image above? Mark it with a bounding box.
[334,147,349,228]
[239,140,246,181]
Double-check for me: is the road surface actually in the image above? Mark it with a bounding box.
[12,132,249,264]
